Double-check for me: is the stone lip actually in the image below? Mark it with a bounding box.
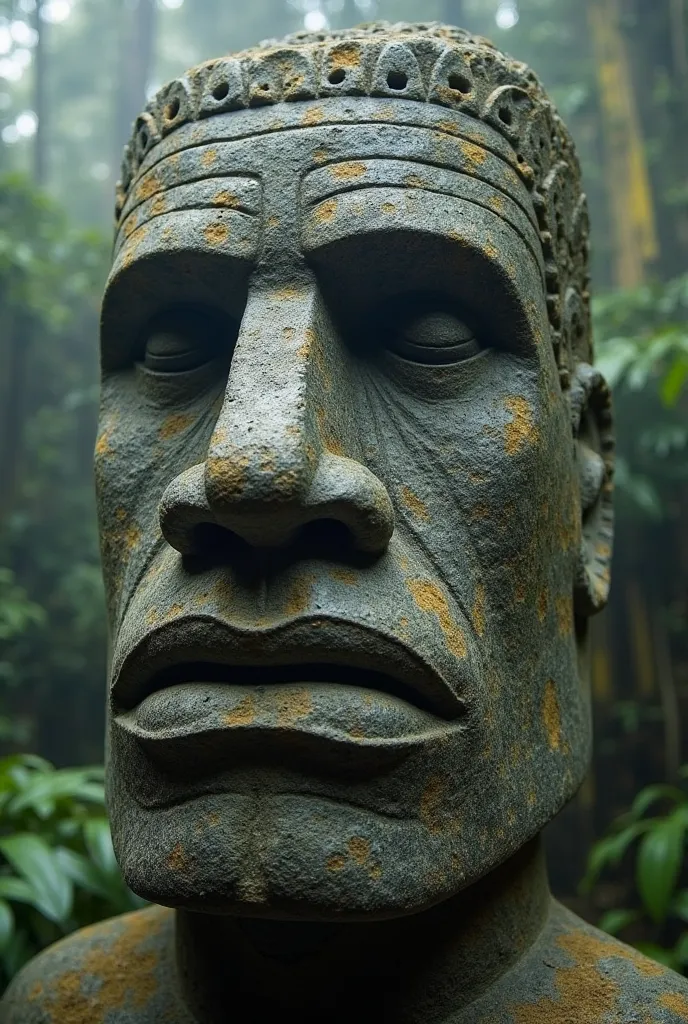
[115,681,463,776]
[110,614,466,721]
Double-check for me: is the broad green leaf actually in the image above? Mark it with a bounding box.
[631,784,686,820]
[672,889,688,922]
[0,899,14,951]
[661,356,688,407]
[83,818,118,877]
[0,834,73,923]
[598,908,640,936]
[0,875,37,906]
[636,817,686,924]
[580,824,651,891]
[8,771,105,816]
[54,847,111,900]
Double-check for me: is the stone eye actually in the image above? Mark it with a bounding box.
[141,307,228,373]
[391,311,482,365]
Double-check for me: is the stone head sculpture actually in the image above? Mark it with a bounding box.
[9,20,688,1024]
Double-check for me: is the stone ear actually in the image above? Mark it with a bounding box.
[570,363,615,617]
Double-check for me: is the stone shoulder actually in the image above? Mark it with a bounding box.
[469,901,688,1023]
[0,905,185,1023]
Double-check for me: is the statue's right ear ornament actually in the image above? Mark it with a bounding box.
[569,362,615,618]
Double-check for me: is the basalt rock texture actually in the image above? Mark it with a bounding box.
[1,21,677,1024]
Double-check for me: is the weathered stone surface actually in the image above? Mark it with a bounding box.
[3,20,681,1024]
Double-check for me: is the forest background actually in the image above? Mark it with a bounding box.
[0,0,687,984]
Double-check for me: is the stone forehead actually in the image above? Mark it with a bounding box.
[116,22,592,383]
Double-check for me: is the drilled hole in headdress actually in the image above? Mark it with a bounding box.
[259,82,270,91]
[498,106,513,126]
[212,81,229,101]
[165,98,180,120]
[448,73,471,94]
[387,70,408,90]
[328,67,346,85]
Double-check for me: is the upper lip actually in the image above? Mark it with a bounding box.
[110,614,466,721]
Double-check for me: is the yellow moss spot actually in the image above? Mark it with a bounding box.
[223,694,256,727]
[488,194,505,211]
[329,567,357,586]
[659,993,688,1014]
[206,451,248,499]
[472,583,486,638]
[95,430,113,458]
[285,575,313,616]
[527,790,537,807]
[542,679,562,752]
[368,862,382,881]
[330,161,367,181]
[159,412,194,439]
[122,215,138,239]
[301,105,325,126]
[165,602,184,619]
[404,173,429,188]
[276,687,312,727]
[408,579,467,659]
[266,214,280,229]
[135,173,162,202]
[213,189,240,208]
[419,776,445,834]
[123,523,141,551]
[273,285,302,301]
[166,843,188,872]
[381,201,397,214]
[323,434,344,456]
[314,198,338,223]
[503,396,538,456]
[200,148,218,168]
[203,221,229,246]
[145,607,158,626]
[555,594,573,637]
[400,486,429,521]
[347,836,370,865]
[326,853,346,872]
[536,588,548,623]
[283,327,296,340]
[150,194,167,217]
[329,43,360,68]
[313,147,329,164]
[28,981,43,1002]
[460,140,488,168]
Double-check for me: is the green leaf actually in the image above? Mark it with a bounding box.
[661,356,688,406]
[8,770,105,817]
[598,908,640,936]
[0,875,37,906]
[0,899,14,951]
[631,784,686,819]
[0,834,73,923]
[636,817,686,924]
[53,847,111,900]
[673,932,688,965]
[83,818,118,877]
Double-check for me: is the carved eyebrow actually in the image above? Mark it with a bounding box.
[302,159,542,268]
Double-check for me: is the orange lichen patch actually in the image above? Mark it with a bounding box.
[326,853,346,872]
[503,396,538,456]
[488,194,505,212]
[165,602,184,619]
[536,588,548,623]
[301,105,325,126]
[312,147,329,164]
[330,161,367,181]
[145,607,159,626]
[276,687,312,727]
[542,679,562,752]
[470,503,490,521]
[371,104,397,120]
[314,198,338,223]
[419,776,445,834]
[159,412,194,439]
[527,790,537,807]
[213,189,240,208]
[28,981,43,1002]
[329,567,357,585]
[329,43,361,68]
[266,214,280,229]
[223,694,256,727]
[43,908,167,1023]
[203,221,229,246]
[348,836,370,865]
[381,202,397,214]
[150,194,167,217]
[404,173,429,188]
[368,862,382,881]
[460,140,488,169]
[273,285,302,300]
[166,843,188,872]
[206,451,248,499]
[200,148,218,168]
[659,993,688,1014]
[400,486,429,521]
[285,574,313,616]
[95,429,113,458]
[122,215,139,239]
[135,172,162,202]
[408,579,467,659]
[283,326,296,340]
[472,583,486,638]
[555,594,573,637]
[122,522,141,551]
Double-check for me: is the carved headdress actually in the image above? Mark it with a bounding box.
[117,22,592,384]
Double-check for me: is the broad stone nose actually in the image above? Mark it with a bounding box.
[159,281,394,556]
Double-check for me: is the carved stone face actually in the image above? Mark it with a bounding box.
[97,86,613,918]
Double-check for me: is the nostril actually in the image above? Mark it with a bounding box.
[291,518,358,562]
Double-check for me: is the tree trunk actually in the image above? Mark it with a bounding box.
[113,0,157,168]
[33,0,46,185]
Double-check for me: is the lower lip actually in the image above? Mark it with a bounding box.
[116,681,455,749]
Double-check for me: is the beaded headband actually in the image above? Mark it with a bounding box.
[116,22,592,385]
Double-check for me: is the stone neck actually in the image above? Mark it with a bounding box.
[175,836,550,1024]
